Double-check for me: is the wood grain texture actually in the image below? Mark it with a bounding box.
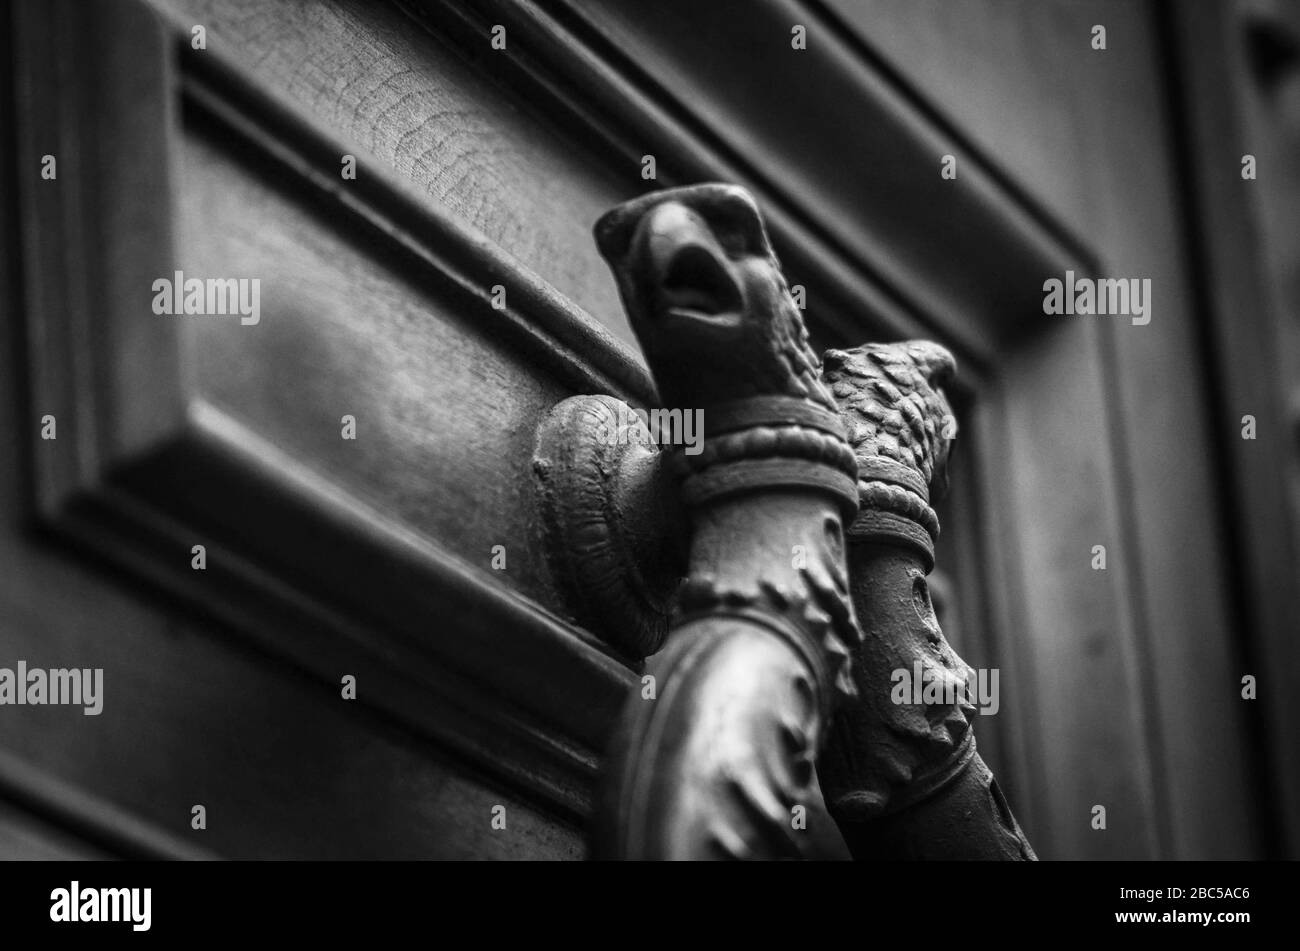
[7,0,628,858]
[6,0,1276,862]
[519,0,1091,365]
[146,0,641,350]
[179,125,577,615]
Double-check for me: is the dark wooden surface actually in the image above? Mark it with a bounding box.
[1170,0,1300,858]
[848,0,1264,859]
[1,0,1291,860]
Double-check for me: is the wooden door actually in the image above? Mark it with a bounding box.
[2,0,1294,859]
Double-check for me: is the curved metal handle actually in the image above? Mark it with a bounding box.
[586,184,860,859]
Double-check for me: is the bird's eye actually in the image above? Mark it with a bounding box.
[692,189,765,259]
[715,227,749,258]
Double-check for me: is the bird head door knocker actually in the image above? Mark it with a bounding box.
[534,183,1034,860]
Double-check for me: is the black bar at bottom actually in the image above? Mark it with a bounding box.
[0,859,1294,939]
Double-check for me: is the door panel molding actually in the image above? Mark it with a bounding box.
[401,0,1099,366]
[12,0,638,823]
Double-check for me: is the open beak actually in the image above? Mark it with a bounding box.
[634,201,743,325]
